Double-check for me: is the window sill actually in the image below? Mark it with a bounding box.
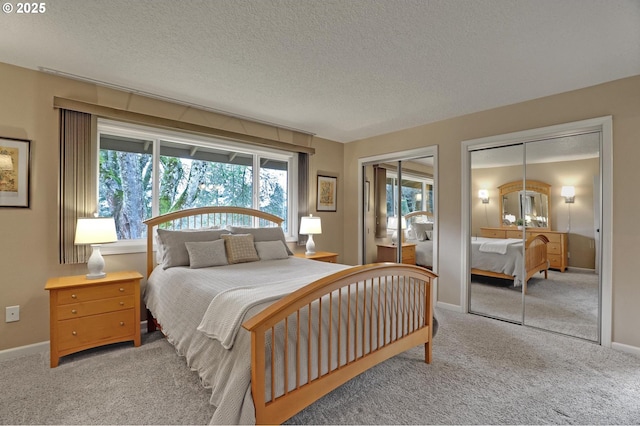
[101,240,147,255]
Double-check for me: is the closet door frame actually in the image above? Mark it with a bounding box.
[461,116,612,347]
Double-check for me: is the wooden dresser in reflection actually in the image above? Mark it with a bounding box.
[479,227,568,272]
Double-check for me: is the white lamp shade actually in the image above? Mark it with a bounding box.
[74,217,118,245]
[561,186,575,198]
[478,189,489,202]
[0,154,12,171]
[387,216,406,230]
[299,215,322,235]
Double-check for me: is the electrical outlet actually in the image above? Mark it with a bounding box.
[5,306,19,323]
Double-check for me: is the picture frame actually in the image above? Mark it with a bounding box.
[316,175,337,212]
[0,137,31,208]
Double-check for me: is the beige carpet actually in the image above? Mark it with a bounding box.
[1,308,638,425]
[470,268,599,341]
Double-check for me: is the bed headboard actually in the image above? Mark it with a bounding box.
[143,206,284,277]
[404,210,434,224]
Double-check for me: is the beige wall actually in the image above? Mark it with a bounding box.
[471,158,599,268]
[344,75,640,348]
[1,60,638,352]
[307,136,345,262]
[0,62,345,351]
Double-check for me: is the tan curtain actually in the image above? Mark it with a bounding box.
[59,110,95,264]
[374,166,387,238]
[297,152,309,245]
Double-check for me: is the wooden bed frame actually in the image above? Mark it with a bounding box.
[144,206,436,425]
[471,234,549,293]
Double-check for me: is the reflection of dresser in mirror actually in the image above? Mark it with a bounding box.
[481,179,567,272]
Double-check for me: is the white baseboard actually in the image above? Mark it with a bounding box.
[436,301,464,312]
[0,341,49,362]
[611,342,640,357]
[0,321,149,363]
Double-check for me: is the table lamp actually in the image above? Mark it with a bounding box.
[299,215,322,255]
[74,217,118,279]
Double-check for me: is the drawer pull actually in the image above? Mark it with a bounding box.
[72,331,77,336]
[119,302,125,306]
[120,321,125,326]
[71,294,77,299]
[71,309,77,314]
[119,288,125,292]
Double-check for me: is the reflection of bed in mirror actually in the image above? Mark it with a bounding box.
[470,235,549,292]
[404,211,434,269]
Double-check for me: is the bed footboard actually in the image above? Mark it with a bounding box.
[242,263,436,425]
[524,234,549,291]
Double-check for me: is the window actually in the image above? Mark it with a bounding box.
[386,172,433,218]
[97,119,296,251]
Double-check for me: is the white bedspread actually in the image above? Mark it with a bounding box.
[478,238,521,255]
[406,238,433,268]
[471,237,524,286]
[197,271,332,349]
[144,257,348,424]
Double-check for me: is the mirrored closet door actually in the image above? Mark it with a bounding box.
[361,154,436,274]
[468,133,601,342]
[469,144,525,323]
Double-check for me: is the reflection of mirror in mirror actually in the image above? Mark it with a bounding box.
[499,180,550,229]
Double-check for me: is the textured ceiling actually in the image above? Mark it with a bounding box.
[1,0,639,142]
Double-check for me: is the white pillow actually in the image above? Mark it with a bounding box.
[185,239,228,269]
[255,240,290,261]
[412,222,433,241]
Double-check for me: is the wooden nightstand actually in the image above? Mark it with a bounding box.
[377,243,416,265]
[294,251,339,263]
[45,270,142,368]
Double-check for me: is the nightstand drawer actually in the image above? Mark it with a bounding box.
[56,295,135,320]
[57,281,135,305]
[57,309,136,351]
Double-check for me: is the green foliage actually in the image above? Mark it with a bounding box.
[99,150,288,239]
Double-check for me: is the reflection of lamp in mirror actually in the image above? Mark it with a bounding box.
[561,186,575,232]
[561,186,575,203]
[299,214,322,255]
[74,217,118,279]
[478,189,489,204]
[388,216,407,245]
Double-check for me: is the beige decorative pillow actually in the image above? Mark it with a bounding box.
[157,228,230,269]
[226,226,293,255]
[255,240,290,261]
[222,234,260,264]
[185,239,228,269]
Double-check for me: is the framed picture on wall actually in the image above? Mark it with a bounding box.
[317,175,337,212]
[0,137,31,208]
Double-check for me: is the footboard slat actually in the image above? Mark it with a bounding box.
[242,263,436,425]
